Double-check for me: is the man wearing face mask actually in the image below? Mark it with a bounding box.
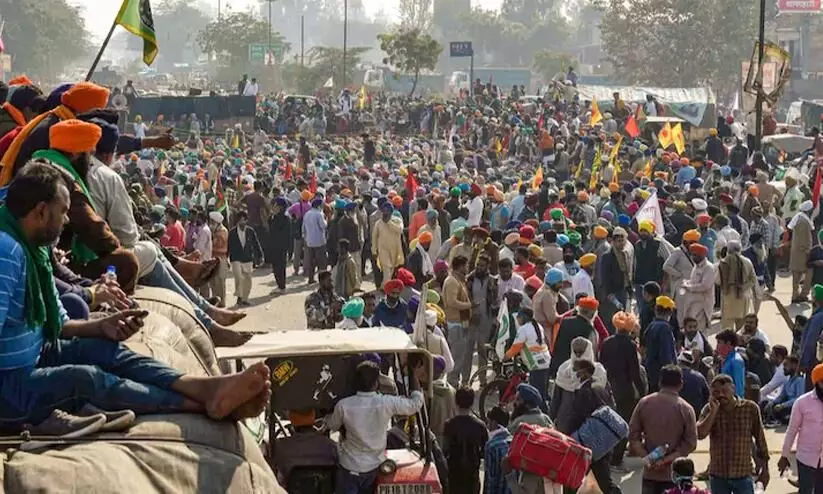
[698,374,770,493]
[633,220,665,315]
[779,363,823,493]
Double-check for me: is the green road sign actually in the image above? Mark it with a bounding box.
[249,43,285,64]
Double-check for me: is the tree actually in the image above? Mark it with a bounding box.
[599,0,756,95]
[533,49,577,81]
[282,46,370,93]
[398,0,434,32]
[197,11,289,81]
[0,0,90,80]
[378,29,443,96]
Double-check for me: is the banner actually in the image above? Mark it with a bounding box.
[635,191,665,235]
[743,41,792,112]
[778,0,821,12]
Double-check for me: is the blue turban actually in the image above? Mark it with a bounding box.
[89,118,119,154]
[334,198,347,210]
[344,201,357,211]
[505,220,522,230]
[311,198,323,208]
[538,221,552,233]
[545,268,564,285]
[274,196,289,208]
[720,165,732,177]
[618,214,631,226]
[153,186,166,197]
[379,201,393,212]
[426,209,438,220]
[557,234,569,246]
[43,83,73,112]
[690,178,704,189]
[517,383,543,408]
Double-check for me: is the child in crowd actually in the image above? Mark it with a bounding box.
[664,457,710,494]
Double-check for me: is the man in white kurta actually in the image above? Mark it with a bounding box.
[663,232,698,325]
[680,243,716,332]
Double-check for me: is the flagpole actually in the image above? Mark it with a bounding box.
[86,19,119,81]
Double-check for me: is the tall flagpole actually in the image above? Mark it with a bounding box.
[86,18,119,81]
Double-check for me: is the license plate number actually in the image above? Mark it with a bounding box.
[377,485,432,494]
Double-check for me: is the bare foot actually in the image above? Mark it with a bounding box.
[176,258,218,288]
[230,385,272,420]
[206,362,269,420]
[206,306,247,327]
[209,325,254,347]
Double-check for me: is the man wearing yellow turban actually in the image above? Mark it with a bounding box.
[634,218,666,315]
[34,119,139,293]
[643,296,678,392]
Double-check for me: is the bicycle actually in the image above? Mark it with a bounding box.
[476,356,530,419]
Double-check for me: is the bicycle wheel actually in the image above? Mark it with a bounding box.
[477,379,515,419]
[468,365,497,391]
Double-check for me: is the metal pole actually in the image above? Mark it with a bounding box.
[268,0,272,59]
[754,0,766,150]
[469,50,474,98]
[217,0,221,20]
[86,19,118,81]
[301,15,305,67]
[342,0,348,87]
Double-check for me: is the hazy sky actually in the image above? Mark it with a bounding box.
[70,0,502,41]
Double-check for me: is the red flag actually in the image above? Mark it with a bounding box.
[284,159,292,180]
[813,163,822,207]
[405,169,419,200]
[537,114,544,130]
[625,115,640,139]
[309,172,317,194]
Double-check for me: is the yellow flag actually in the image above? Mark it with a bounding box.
[358,86,367,110]
[531,165,543,190]
[644,157,653,178]
[609,135,622,164]
[115,0,158,65]
[658,122,673,149]
[495,137,502,153]
[590,97,603,125]
[671,123,686,154]
[589,146,602,191]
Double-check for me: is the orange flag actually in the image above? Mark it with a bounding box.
[625,115,640,139]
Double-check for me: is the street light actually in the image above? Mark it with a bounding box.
[754,0,766,150]
[342,0,348,88]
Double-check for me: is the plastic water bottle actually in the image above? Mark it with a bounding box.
[643,443,668,466]
[104,265,117,284]
[754,481,765,494]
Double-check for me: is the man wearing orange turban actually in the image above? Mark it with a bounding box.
[31,118,139,293]
[407,230,434,291]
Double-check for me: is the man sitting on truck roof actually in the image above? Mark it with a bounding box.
[0,162,271,436]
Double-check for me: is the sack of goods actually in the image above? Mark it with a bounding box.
[572,405,630,461]
[508,423,592,489]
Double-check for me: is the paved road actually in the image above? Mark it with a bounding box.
[226,266,806,493]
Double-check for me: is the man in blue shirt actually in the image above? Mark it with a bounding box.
[484,406,512,494]
[643,296,678,393]
[716,329,746,397]
[762,355,805,426]
[0,162,271,434]
[302,197,328,284]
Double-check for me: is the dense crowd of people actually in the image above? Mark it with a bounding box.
[0,71,821,494]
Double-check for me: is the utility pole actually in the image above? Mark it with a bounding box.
[268,0,273,59]
[301,15,305,67]
[754,0,766,150]
[342,0,348,87]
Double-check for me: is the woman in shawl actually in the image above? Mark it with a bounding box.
[549,337,607,434]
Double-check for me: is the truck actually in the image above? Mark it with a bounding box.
[447,67,533,95]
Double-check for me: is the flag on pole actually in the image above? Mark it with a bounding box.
[590,97,603,125]
[609,135,622,164]
[284,159,292,180]
[323,76,334,88]
[405,168,419,199]
[589,145,602,191]
[309,172,317,194]
[671,123,686,154]
[531,165,543,190]
[412,282,430,346]
[358,86,367,110]
[644,157,654,179]
[635,104,646,121]
[115,0,158,65]
[658,122,673,149]
[625,115,640,139]
[635,191,665,235]
[494,301,511,360]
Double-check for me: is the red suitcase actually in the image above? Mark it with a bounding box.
[508,423,592,488]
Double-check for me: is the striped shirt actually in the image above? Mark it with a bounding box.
[0,232,68,371]
[484,427,512,494]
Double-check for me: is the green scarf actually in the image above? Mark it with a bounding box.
[0,206,62,341]
[32,149,98,265]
